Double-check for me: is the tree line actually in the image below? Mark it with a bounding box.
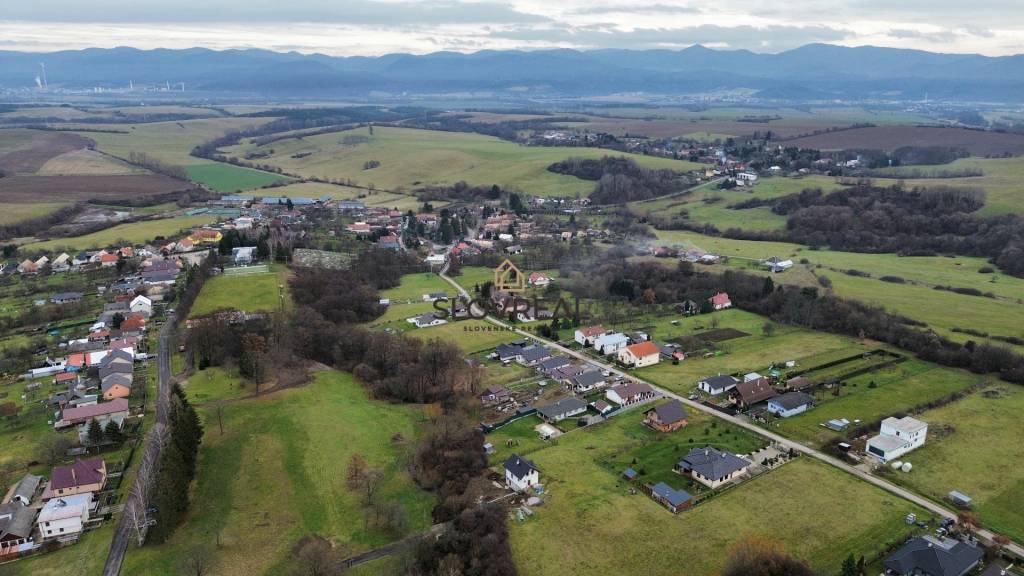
[548,156,691,204]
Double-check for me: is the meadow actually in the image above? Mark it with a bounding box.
[189,264,292,318]
[889,384,1024,542]
[184,164,289,193]
[0,202,69,226]
[22,214,216,252]
[121,370,436,576]
[221,126,703,198]
[505,409,927,576]
[265,182,425,211]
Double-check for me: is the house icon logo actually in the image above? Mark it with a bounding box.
[494,259,526,292]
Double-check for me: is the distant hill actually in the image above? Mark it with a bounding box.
[2,44,1024,102]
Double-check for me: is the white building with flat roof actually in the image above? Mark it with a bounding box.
[867,416,928,462]
[36,492,94,542]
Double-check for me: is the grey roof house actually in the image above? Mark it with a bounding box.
[678,447,751,489]
[883,536,983,576]
[536,397,588,422]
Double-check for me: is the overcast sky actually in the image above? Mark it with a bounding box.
[2,0,1022,56]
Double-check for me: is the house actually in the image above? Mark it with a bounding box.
[346,222,373,235]
[101,373,133,400]
[36,492,94,542]
[56,399,129,441]
[422,292,449,302]
[767,392,814,418]
[617,341,661,368]
[4,474,42,506]
[99,253,119,267]
[677,447,750,489]
[606,382,656,407]
[698,374,739,395]
[644,400,689,432]
[17,259,37,275]
[50,292,84,305]
[536,356,571,374]
[731,377,778,409]
[657,343,686,362]
[232,246,257,265]
[528,272,551,287]
[516,345,551,366]
[866,416,928,462]
[189,229,223,245]
[536,397,587,423]
[574,325,606,347]
[407,313,447,329]
[736,171,758,183]
[649,482,693,513]
[708,292,732,310]
[424,254,446,266]
[120,314,147,334]
[784,376,815,391]
[129,295,153,317]
[493,343,525,363]
[480,385,511,406]
[570,370,606,393]
[593,333,629,355]
[72,252,90,267]
[883,536,982,576]
[44,459,107,499]
[504,454,540,492]
[0,501,36,551]
[591,400,613,415]
[51,253,71,271]
[764,257,794,273]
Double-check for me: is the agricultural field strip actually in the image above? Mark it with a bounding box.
[437,268,1024,557]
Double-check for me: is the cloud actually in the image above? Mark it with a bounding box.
[887,28,958,43]
[570,3,702,15]
[1,0,549,25]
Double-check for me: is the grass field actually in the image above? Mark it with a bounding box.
[221,126,703,197]
[121,370,435,576]
[379,272,453,302]
[773,359,983,447]
[35,148,144,176]
[0,523,114,576]
[0,202,69,225]
[888,384,1024,542]
[265,182,425,211]
[651,230,1024,348]
[190,264,291,317]
[185,164,290,192]
[76,118,277,166]
[505,409,927,576]
[407,319,521,353]
[23,215,216,252]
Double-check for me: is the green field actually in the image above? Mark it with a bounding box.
[267,182,427,211]
[773,359,983,447]
[0,523,114,576]
[221,126,703,197]
[190,264,291,317]
[407,319,521,353]
[185,163,290,192]
[121,370,435,576]
[651,230,1024,348]
[866,156,1024,217]
[22,215,216,252]
[506,410,927,576]
[0,202,69,225]
[379,272,454,302]
[888,384,1024,542]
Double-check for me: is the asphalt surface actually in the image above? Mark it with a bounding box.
[438,267,1024,560]
[102,318,175,576]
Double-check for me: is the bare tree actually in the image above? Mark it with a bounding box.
[181,546,212,576]
[213,400,226,435]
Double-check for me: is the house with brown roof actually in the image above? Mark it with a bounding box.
[574,325,606,347]
[731,377,778,409]
[644,400,689,432]
[617,341,661,368]
[709,292,732,310]
[42,459,107,500]
[606,382,657,407]
[784,376,816,391]
[56,399,129,442]
[480,385,511,406]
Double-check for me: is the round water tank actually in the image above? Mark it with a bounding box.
[891,460,903,469]
[901,462,913,472]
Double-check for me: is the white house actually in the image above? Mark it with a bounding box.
[605,382,657,407]
[617,341,661,368]
[736,171,758,183]
[698,374,739,395]
[407,313,447,328]
[36,492,94,541]
[232,246,257,265]
[574,325,605,347]
[866,416,928,462]
[424,254,446,266]
[766,392,814,418]
[593,333,629,355]
[504,454,539,492]
[129,295,153,318]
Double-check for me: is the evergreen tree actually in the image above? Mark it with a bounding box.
[86,418,104,445]
[841,554,857,576]
[103,420,123,444]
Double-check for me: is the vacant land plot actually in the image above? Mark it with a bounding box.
[407,319,521,353]
[888,385,1024,542]
[190,264,291,318]
[0,202,69,226]
[24,214,216,251]
[184,163,290,192]
[221,126,702,197]
[0,173,191,205]
[783,125,1024,156]
[0,129,93,174]
[268,181,423,210]
[507,409,926,576]
[77,118,277,166]
[773,359,983,447]
[121,370,435,576]
[36,148,143,176]
[379,272,453,302]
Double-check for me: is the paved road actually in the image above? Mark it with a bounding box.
[102,319,175,576]
[438,267,1024,560]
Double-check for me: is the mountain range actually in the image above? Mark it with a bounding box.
[2,44,1023,102]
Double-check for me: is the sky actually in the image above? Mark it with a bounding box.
[2,0,1022,56]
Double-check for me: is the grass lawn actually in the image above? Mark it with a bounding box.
[23,215,217,252]
[121,370,435,576]
[379,272,453,302]
[866,156,1024,217]
[406,319,522,353]
[221,126,703,198]
[450,266,496,294]
[506,410,927,576]
[189,264,291,318]
[181,365,252,405]
[772,359,984,447]
[887,384,1024,542]
[0,523,114,576]
[0,202,69,225]
[185,163,290,192]
[262,182,425,211]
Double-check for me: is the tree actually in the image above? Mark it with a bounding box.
[87,418,104,446]
[721,536,814,576]
[112,312,125,329]
[103,420,123,444]
[841,553,857,576]
[240,333,268,387]
[213,400,227,435]
[36,434,73,467]
[291,535,345,576]
[762,322,776,337]
[181,546,212,576]
[346,453,368,489]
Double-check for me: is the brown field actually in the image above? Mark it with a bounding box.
[783,125,1024,155]
[37,148,143,176]
[559,118,845,139]
[0,130,93,174]
[0,174,191,203]
[455,111,553,123]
